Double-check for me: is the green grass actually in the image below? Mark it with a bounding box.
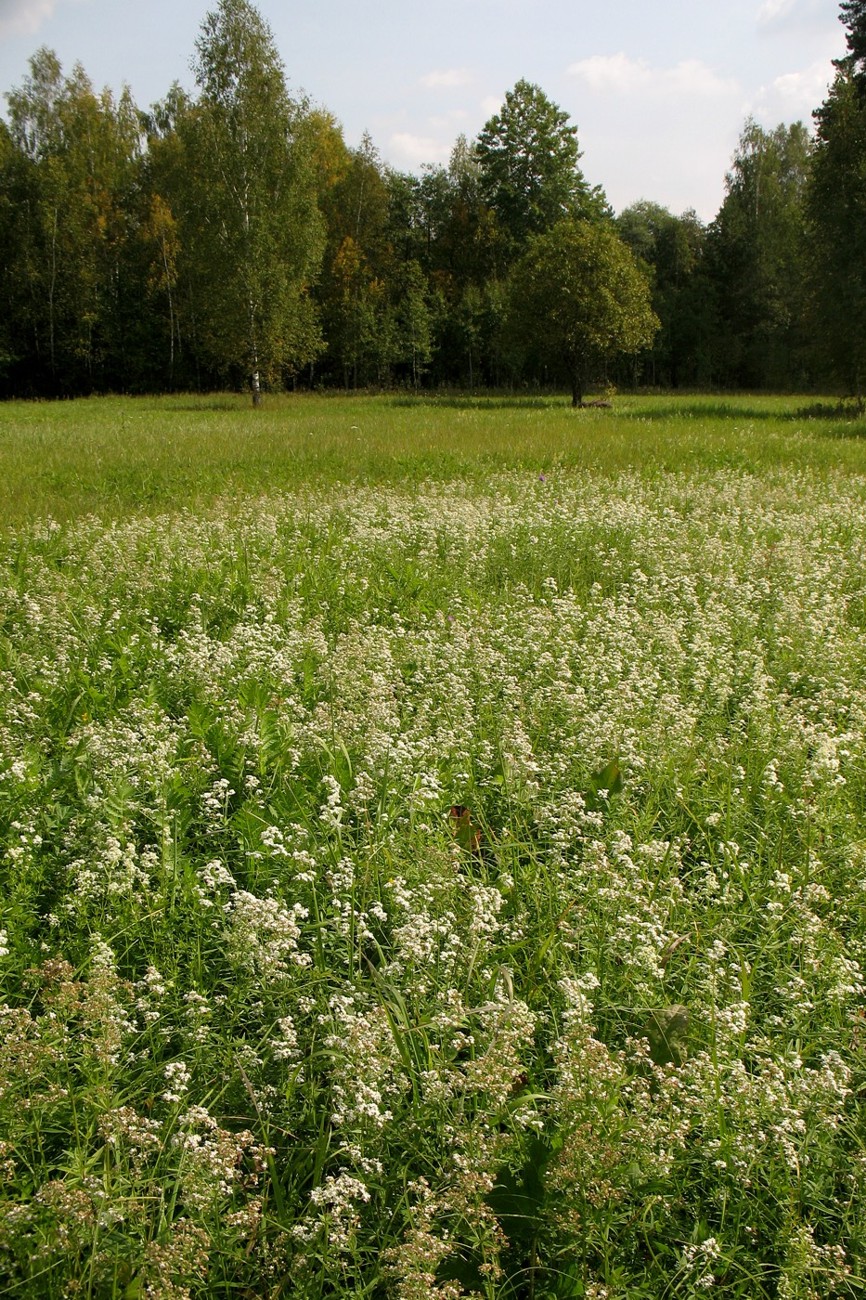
[1,390,866,523]
[0,392,864,1297]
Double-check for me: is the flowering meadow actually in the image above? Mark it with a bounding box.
[0,395,865,1297]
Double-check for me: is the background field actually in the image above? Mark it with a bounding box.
[2,391,866,524]
[0,393,865,1299]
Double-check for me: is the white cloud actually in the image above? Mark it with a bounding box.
[569,52,644,94]
[0,0,57,39]
[428,109,469,129]
[757,0,796,26]
[566,55,746,219]
[480,94,502,116]
[751,58,835,120]
[568,52,740,100]
[756,0,833,32]
[421,67,473,89]
[389,131,451,168]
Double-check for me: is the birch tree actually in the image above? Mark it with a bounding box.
[184,0,324,402]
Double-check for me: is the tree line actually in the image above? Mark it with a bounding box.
[1,0,865,401]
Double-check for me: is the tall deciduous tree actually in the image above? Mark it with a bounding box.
[183,0,324,402]
[705,119,812,388]
[475,80,605,263]
[5,48,143,393]
[313,131,396,387]
[617,201,709,388]
[808,60,866,397]
[805,1,866,398]
[0,120,24,392]
[326,235,388,388]
[505,220,658,406]
[142,193,181,383]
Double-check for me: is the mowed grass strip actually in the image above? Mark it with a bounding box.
[1,391,866,523]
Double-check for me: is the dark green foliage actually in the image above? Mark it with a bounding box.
[617,202,711,388]
[0,120,26,393]
[841,0,866,72]
[704,120,813,389]
[309,134,444,390]
[504,220,659,406]
[807,61,866,397]
[1,5,326,400]
[435,1135,566,1297]
[476,79,608,266]
[2,2,866,398]
[3,50,145,395]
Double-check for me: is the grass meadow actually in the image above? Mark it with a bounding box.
[0,391,865,1297]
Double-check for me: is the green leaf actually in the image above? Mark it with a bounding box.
[642,1004,690,1066]
[583,757,624,810]
[487,1133,560,1246]
[590,757,623,799]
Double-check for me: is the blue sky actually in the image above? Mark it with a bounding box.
[0,0,847,220]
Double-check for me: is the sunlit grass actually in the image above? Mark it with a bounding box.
[1,390,866,524]
[0,394,864,1296]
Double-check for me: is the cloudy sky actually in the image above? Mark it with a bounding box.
[0,0,848,221]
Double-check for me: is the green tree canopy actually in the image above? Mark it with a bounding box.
[807,60,866,397]
[313,132,396,388]
[617,201,708,387]
[705,118,812,387]
[841,0,866,73]
[4,48,143,393]
[182,0,324,401]
[505,219,658,406]
[475,80,605,262]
